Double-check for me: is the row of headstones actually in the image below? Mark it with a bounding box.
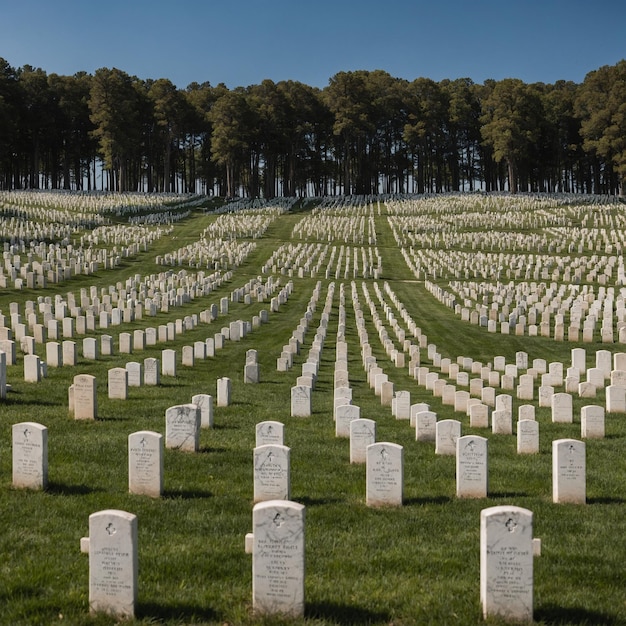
[386,252,597,413]
[155,238,257,270]
[263,241,382,280]
[2,267,285,329]
[401,237,626,283]
[276,281,323,372]
[329,282,608,452]
[427,279,626,343]
[289,208,378,246]
[245,499,539,621]
[2,310,251,373]
[0,273,286,347]
[68,373,231,420]
[12,406,585,507]
[447,278,626,329]
[289,282,337,416]
[417,346,626,417]
[10,398,214,494]
[3,282,292,389]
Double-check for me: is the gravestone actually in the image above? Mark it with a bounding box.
[61,341,78,367]
[469,403,489,428]
[410,402,430,428]
[415,411,437,442]
[217,377,232,407]
[290,385,311,417]
[350,418,376,464]
[73,374,97,420]
[161,349,177,377]
[436,419,461,455]
[581,405,605,439]
[491,410,512,435]
[191,393,214,428]
[456,435,488,498]
[165,404,200,452]
[24,353,41,382]
[551,392,573,423]
[108,367,128,400]
[253,444,290,502]
[244,360,260,384]
[606,385,626,413]
[83,337,98,360]
[335,404,360,438]
[518,404,535,421]
[538,385,554,407]
[393,390,411,420]
[480,506,533,621]
[256,421,284,447]
[366,442,403,507]
[128,431,163,497]
[12,422,48,489]
[126,362,143,387]
[552,439,586,504]
[517,419,539,454]
[181,345,194,367]
[89,509,138,618]
[143,357,160,386]
[46,341,62,368]
[252,500,305,617]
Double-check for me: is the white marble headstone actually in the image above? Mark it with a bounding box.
[128,430,163,497]
[552,438,586,503]
[89,509,138,618]
[12,421,47,489]
[350,418,376,464]
[252,500,305,617]
[253,444,290,502]
[456,435,488,498]
[480,505,533,621]
[366,442,403,507]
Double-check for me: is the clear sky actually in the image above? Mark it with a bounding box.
[2,0,624,89]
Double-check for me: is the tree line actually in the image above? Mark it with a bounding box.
[0,58,625,196]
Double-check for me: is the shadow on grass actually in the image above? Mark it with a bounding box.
[488,491,529,499]
[94,414,132,422]
[162,488,213,499]
[306,601,390,625]
[46,482,102,496]
[198,446,227,454]
[535,605,618,625]
[296,495,345,506]
[587,496,626,504]
[404,495,451,505]
[1,394,57,407]
[137,601,219,623]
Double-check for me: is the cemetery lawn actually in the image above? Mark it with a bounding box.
[0,194,625,625]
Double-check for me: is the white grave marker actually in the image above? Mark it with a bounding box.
[480,506,533,622]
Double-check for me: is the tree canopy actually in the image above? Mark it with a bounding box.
[0,58,625,195]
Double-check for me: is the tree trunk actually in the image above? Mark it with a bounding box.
[507,157,518,193]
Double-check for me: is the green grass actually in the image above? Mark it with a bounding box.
[0,196,625,624]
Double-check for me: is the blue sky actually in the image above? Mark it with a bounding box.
[2,0,624,89]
